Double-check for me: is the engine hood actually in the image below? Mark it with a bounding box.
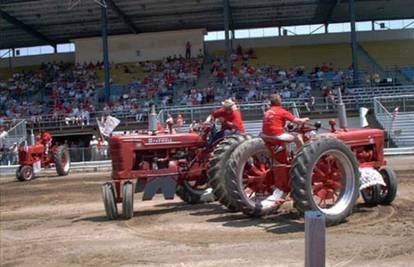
[319,128,384,146]
[110,132,205,149]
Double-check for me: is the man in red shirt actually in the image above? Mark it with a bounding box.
[260,94,309,208]
[41,132,53,155]
[207,99,245,143]
[262,94,308,147]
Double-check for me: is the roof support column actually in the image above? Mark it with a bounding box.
[230,29,235,53]
[8,49,13,68]
[223,0,231,81]
[349,0,359,85]
[101,4,111,102]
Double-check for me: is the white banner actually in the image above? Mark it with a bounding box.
[359,167,386,190]
[97,115,121,137]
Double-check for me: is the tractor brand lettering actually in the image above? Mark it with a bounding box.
[148,138,173,144]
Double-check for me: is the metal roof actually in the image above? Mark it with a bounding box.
[1,0,413,49]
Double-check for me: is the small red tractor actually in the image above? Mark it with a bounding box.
[16,134,71,181]
[219,95,397,226]
[102,106,250,219]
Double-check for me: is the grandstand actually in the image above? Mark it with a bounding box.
[1,0,414,164]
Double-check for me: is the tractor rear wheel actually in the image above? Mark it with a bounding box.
[54,145,70,176]
[17,165,34,181]
[122,181,134,219]
[102,182,118,220]
[361,185,381,205]
[207,134,252,211]
[290,138,360,226]
[176,181,214,204]
[378,166,397,205]
[224,138,278,216]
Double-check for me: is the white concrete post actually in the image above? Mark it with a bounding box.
[305,211,325,267]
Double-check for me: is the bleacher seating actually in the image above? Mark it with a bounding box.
[401,67,414,82]
[212,43,352,69]
[359,40,414,68]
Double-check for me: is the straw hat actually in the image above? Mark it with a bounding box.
[222,99,235,109]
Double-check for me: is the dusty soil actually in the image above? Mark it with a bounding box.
[1,171,413,267]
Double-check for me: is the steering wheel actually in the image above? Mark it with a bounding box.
[286,121,322,134]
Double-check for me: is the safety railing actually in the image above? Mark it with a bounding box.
[0,119,27,149]
[374,98,394,146]
[374,95,414,147]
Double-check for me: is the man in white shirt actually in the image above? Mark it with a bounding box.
[89,136,99,161]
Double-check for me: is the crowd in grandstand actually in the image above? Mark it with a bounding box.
[0,52,204,125]
[0,44,399,130]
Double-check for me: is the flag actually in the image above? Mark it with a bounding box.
[97,115,120,137]
[359,107,369,128]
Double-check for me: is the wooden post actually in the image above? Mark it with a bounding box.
[305,211,325,267]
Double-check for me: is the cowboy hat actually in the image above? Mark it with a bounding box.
[221,99,235,109]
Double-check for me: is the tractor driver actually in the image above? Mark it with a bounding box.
[41,132,53,156]
[260,94,309,208]
[206,99,245,143]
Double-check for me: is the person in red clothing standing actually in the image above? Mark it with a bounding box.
[207,99,245,144]
[41,132,53,156]
[260,94,309,208]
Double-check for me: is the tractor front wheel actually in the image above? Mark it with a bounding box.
[176,181,214,204]
[378,166,397,205]
[102,182,118,220]
[290,138,360,226]
[54,145,70,176]
[17,165,35,181]
[122,181,134,219]
[361,185,381,205]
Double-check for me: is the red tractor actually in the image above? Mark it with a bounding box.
[220,99,397,226]
[102,108,250,219]
[16,133,71,181]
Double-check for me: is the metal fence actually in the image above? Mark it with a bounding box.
[0,147,110,166]
[4,86,414,133]
[0,119,27,149]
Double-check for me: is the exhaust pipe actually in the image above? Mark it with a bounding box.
[336,88,348,129]
[29,129,35,145]
[148,104,158,135]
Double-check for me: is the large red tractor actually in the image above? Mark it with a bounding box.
[220,97,397,226]
[16,133,70,181]
[102,107,250,219]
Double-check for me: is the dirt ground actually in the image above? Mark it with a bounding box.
[1,170,413,267]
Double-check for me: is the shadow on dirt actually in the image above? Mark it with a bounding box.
[156,202,305,234]
[75,201,382,235]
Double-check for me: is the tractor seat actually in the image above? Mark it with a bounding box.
[259,133,286,146]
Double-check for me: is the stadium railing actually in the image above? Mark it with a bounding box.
[9,85,414,131]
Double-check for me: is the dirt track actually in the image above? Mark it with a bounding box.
[1,171,413,267]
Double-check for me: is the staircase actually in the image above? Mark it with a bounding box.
[389,112,414,147]
[374,95,414,147]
